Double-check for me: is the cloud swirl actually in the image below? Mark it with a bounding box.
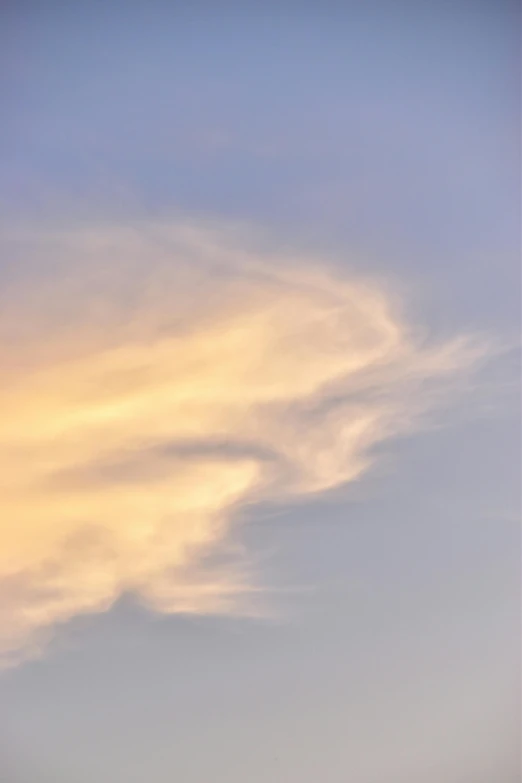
[0,220,485,665]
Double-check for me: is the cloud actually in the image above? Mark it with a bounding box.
[0,219,486,665]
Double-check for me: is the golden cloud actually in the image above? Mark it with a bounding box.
[0,220,485,665]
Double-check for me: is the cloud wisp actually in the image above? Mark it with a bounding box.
[0,219,485,665]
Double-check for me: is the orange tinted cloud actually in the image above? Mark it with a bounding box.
[0,220,485,665]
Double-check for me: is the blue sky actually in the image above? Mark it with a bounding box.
[0,3,520,782]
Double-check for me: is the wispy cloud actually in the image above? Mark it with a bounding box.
[0,219,487,665]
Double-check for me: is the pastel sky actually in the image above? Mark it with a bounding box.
[0,3,520,782]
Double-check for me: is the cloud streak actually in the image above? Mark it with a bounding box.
[0,219,486,665]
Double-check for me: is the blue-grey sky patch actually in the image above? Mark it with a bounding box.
[0,3,519,782]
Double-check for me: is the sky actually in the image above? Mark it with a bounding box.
[0,2,520,782]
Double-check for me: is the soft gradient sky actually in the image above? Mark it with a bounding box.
[0,2,520,782]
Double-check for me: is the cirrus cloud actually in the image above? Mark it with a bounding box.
[0,219,487,665]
